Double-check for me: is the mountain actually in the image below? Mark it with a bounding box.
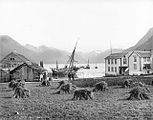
[0,35,123,64]
[0,35,73,64]
[77,49,123,63]
[126,27,153,51]
[0,35,37,62]
[25,44,40,52]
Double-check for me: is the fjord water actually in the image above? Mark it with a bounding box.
[44,63,105,78]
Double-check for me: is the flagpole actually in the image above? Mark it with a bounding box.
[110,40,112,54]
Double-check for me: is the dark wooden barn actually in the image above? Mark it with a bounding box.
[10,63,43,82]
[0,69,9,82]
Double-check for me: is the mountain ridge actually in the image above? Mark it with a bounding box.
[125,27,153,52]
[2,26,153,65]
[0,35,122,64]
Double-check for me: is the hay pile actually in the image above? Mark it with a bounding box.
[123,79,133,88]
[72,88,94,100]
[56,80,65,89]
[126,86,150,100]
[8,80,30,98]
[93,81,108,92]
[130,82,145,88]
[8,80,19,90]
[55,82,77,94]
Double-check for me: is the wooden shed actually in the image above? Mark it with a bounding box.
[10,63,43,82]
[0,69,9,82]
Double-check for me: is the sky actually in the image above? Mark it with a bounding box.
[0,0,153,52]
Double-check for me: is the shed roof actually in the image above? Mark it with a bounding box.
[10,63,44,74]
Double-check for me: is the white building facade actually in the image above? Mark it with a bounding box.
[105,50,153,76]
[128,51,151,75]
[105,52,128,76]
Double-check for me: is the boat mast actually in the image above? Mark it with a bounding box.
[88,59,89,66]
[67,42,78,71]
[56,60,58,69]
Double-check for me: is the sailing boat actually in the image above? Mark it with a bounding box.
[95,65,98,69]
[51,42,80,78]
[85,59,90,69]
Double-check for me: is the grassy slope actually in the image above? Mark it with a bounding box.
[0,82,153,120]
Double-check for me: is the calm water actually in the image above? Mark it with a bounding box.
[44,63,105,78]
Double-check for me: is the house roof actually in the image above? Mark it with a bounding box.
[128,50,151,58]
[135,51,151,57]
[105,52,128,59]
[0,51,31,64]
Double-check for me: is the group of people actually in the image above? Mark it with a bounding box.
[39,71,52,82]
[68,70,75,81]
[39,70,76,82]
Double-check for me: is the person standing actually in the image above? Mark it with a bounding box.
[39,73,43,82]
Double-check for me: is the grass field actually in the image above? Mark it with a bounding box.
[0,81,153,120]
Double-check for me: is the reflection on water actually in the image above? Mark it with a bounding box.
[44,63,105,78]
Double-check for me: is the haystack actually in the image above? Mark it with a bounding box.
[72,88,94,100]
[13,86,30,98]
[126,86,150,100]
[56,80,65,89]
[9,79,30,98]
[8,80,20,90]
[8,80,16,89]
[130,82,145,88]
[93,81,108,92]
[54,83,77,94]
[122,79,133,88]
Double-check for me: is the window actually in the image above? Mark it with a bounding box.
[115,59,117,64]
[115,67,117,72]
[10,58,15,61]
[111,59,113,64]
[134,56,137,62]
[108,59,110,64]
[111,67,114,72]
[143,64,151,69]
[143,57,146,62]
[123,56,127,64]
[108,67,110,72]
[134,64,137,70]
[147,57,150,62]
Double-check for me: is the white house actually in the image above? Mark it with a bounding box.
[128,50,151,75]
[105,52,129,76]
